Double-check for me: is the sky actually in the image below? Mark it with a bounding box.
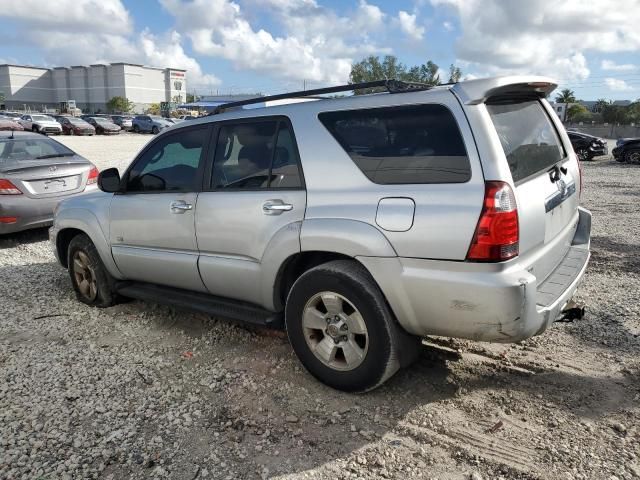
[0,0,639,100]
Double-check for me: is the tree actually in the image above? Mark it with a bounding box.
[566,104,591,123]
[349,55,463,95]
[593,98,610,113]
[146,103,160,115]
[448,64,462,83]
[555,89,576,104]
[106,96,134,113]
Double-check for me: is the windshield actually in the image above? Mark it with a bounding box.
[487,100,565,183]
[0,137,75,164]
[69,118,89,125]
[93,117,110,124]
[32,115,53,122]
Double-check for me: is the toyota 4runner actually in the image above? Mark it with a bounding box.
[51,76,591,392]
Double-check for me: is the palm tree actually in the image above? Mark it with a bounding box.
[555,89,577,122]
[593,98,610,113]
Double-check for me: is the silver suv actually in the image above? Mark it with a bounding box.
[51,76,591,391]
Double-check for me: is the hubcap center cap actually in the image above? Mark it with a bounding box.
[326,324,341,338]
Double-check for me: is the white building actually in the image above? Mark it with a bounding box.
[0,63,187,113]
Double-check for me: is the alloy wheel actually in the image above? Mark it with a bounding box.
[302,291,369,371]
[72,251,97,301]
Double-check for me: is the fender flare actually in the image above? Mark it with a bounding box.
[300,218,397,258]
[54,208,123,279]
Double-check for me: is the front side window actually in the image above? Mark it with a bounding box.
[319,104,471,184]
[487,100,565,183]
[211,120,303,189]
[126,128,207,192]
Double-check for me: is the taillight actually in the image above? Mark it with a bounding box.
[0,216,18,224]
[87,166,99,185]
[467,181,519,262]
[0,179,22,195]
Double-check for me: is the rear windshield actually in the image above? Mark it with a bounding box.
[0,137,74,163]
[319,104,471,184]
[487,100,565,183]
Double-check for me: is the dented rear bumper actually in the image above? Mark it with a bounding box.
[358,207,591,343]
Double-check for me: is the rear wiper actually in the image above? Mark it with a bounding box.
[35,153,75,159]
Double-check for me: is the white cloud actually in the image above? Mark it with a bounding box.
[443,21,453,31]
[605,78,633,91]
[0,0,218,89]
[0,0,132,34]
[430,0,640,81]
[160,0,391,85]
[601,59,637,71]
[397,11,425,41]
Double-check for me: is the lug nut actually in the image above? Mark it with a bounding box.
[333,337,340,344]
[340,324,348,331]
[341,336,347,342]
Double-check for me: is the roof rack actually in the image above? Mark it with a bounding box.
[210,79,435,115]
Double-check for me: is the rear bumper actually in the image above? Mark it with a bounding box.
[0,185,97,235]
[359,207,592,343]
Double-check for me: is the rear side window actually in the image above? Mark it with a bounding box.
[318,104,471,184]
[487,100,565,183]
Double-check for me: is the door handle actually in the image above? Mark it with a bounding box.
[263,200,293,215]
[170,201,193,214]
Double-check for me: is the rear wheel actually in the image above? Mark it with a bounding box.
[68,234,119,307]
[285,260,420,392]
[625,149,640,164]
[133,124,140,133]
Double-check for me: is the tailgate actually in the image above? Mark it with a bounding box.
[487,98,581,282]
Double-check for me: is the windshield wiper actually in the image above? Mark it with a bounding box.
[35,153,75,159]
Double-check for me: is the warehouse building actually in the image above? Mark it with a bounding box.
[0,63,186,113]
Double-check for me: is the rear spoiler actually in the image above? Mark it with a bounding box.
[451,76,557,105]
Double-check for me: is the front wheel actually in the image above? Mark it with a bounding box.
[285,260,420,392]
[151,126,159,135]
[68,234,119,308]
[133,124,140,133]
[576,148,592,162]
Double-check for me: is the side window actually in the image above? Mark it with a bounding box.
[126,128,207,193]
[271,124,303,188]
[319,104,471,184]
[212,121,277,189]
[211,120,303,190]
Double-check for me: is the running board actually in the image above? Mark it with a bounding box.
[115,282,284,329]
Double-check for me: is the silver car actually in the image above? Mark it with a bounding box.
[0,131,98,234]
[18,114,63,135]
[51,76,591,391]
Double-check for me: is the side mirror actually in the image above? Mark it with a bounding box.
[97,168,122,193]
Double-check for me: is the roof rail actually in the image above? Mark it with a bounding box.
[210,79,436,115]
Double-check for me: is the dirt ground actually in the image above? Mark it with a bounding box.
[0,136,638,480]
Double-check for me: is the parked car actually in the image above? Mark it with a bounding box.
[59,117,96,136]
[612,137,640,163]
[111,115,133,131]
[0,119,24,131]
[18,114,63,135]
[0,112,23,121]
[0,131,98,234]
[84,117,121,135]
[131,115,173,134]
[566,130,607,161]
[51,76,591,392]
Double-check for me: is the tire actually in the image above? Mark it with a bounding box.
[152,126,159,135]
[625,149,640,164]
[576,148,592,162]
[67,234,119,308]
[285,259,420,392]
[31,125,38,133]
[133,124,140,133]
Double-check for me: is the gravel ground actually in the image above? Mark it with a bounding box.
[0,137,638,480]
